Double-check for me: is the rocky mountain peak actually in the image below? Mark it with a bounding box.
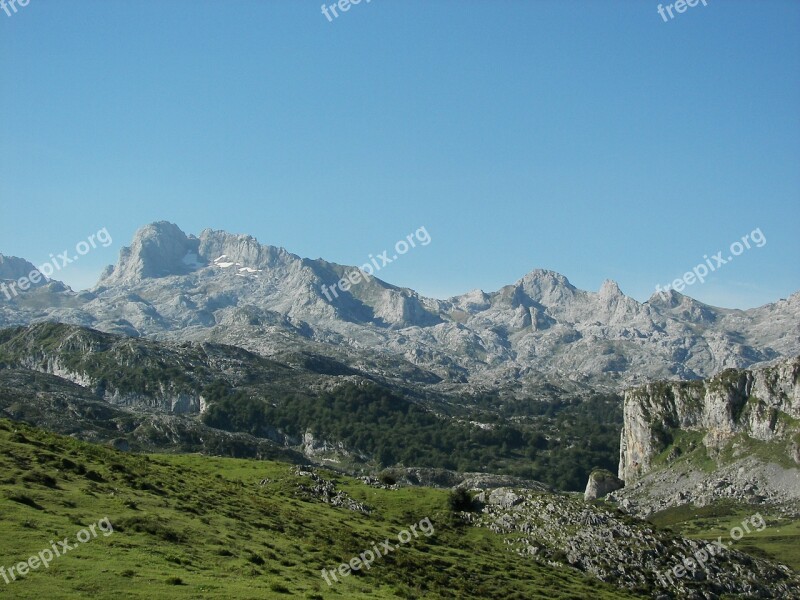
[516,269,576,305]
[646,288,685,307]
[2,221,798,389]
[598,279,623,298]
[98,221,201,286]
[0,254,47,287]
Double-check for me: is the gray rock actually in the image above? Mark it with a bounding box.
[584,469,624,501]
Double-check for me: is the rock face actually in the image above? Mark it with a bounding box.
[97,221,202,285]
[584,469,624,501]
[619,356,800,484]
[301,431,368,462]
[2,221,800,391]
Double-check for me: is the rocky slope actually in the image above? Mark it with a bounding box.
[1,221,798,392]
[0,321,315,414]
[465,486,800,599]
[0,322,371,461]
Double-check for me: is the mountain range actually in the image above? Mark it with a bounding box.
[1,221,798,395]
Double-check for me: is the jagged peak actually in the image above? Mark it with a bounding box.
[510,269,577,306]
[97,221,200,286]
[646,288,718,310]
[0,254,69,296]
[598,279,623,297]
[95,222,306,288]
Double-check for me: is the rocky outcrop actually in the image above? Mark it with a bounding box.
[476,488,525,508]
[293,466,371,514]
[301,431,368,462]
[619,356,799,484]
[465,487,800,598]
[584,468,624,501]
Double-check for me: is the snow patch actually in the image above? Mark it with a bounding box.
[211,256,261,278]
[182,252,204,269]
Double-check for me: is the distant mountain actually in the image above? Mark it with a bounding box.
[1,221,798,392]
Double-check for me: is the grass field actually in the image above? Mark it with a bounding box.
[0,419,644,599]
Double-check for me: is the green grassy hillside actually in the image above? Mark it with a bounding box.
[0,419,642,599]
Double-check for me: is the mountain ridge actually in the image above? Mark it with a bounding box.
[1,221,798,391]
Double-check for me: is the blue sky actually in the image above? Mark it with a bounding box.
[1,0,798,309]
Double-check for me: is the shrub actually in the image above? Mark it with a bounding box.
[448,488,474,512]
[378,471,397,485]
[23,471,58,488]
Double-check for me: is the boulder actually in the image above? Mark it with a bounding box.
[584,469,624,501]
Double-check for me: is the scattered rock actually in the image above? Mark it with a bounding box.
[293,466,371,514]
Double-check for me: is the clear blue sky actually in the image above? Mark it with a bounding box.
[2,0,799,309]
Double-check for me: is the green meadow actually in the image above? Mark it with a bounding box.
[0,419,642,599]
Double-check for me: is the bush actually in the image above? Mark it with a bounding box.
[448,488,474,512]
[378,471,397,485]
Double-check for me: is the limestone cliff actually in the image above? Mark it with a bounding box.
[619,356,800,483]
